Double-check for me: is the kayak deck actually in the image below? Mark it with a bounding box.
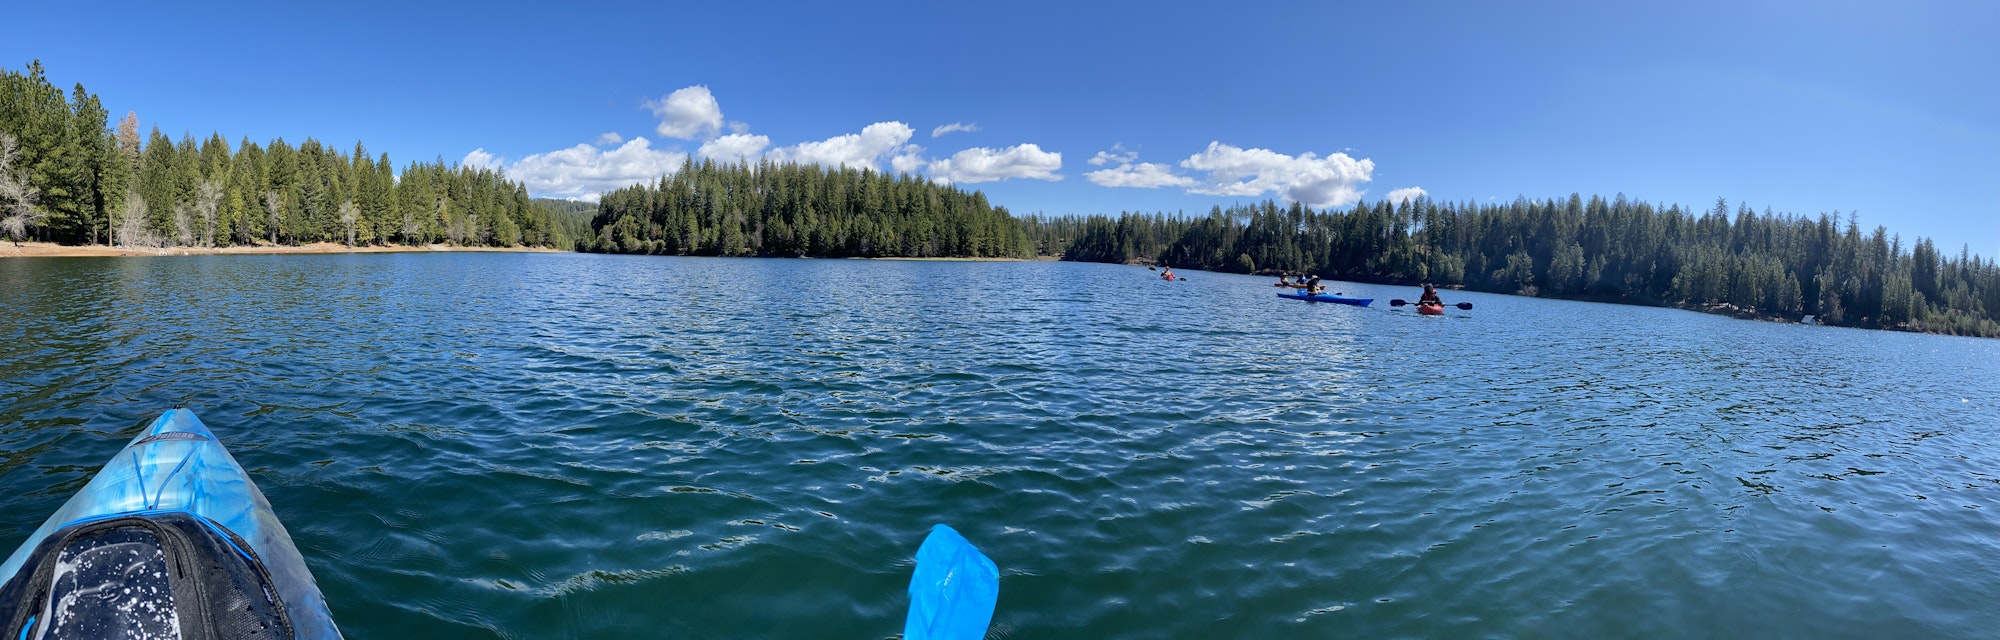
[0,409,341,639]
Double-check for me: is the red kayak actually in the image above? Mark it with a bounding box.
[1417,302,1444,315]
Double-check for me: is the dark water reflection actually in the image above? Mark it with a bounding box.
[2,253,1997,638]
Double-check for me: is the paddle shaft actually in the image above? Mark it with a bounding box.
[1390,299,1473,310]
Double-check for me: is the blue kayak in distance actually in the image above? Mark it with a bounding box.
[0,408,341,639]
[1276,291,1373,307]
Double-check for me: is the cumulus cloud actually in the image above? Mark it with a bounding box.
[891,147,928,175]
[484,86,1074,199]
[466,137,687,201]
[1089,145,1138,166]
[1179,142,1374,208]
[767,121,915,171]
[931,122,980,138]
[1086,162,1196,188]
[1387,186,1427,205]
[1084,145,1192,188]
[647,86,725,140]
[698,133,772,164]
[463,148,502,171]
[929,143,1063,184]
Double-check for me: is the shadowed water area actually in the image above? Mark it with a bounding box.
[1,253,1997,638]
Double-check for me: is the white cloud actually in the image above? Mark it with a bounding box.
[646,86,725,140]
[1179,142,1374,208]
[1084,145,1192,188]
[891,146,928,174]
[1387,186,1427,205]
[698,133,771,164]
[1086,162,1196,188]
[469,137,687,201]
[1089,145,1137,166]
[931,122,980,138]
[929,143,1063,184]
[463,148,502,171]
[487,85,1078,198]
[767,121,915,171]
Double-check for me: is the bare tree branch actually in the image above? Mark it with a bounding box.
[339,200,359,247]
[0,134,49,246]
[195,179,223,248]
[265,190,282,245]
[172,201,194,246]
[114,188,160,248]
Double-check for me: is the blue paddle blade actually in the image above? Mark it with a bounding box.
[904,524,999,640]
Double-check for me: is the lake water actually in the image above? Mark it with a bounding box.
[1,253,1997,639]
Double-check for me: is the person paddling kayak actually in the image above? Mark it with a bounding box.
[1305,275,1322,294]
[1161,264,1176,281]
[1416,283,1445,315]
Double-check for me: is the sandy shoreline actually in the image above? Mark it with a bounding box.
[0,241,567,258]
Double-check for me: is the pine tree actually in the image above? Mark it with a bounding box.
[136,127,176,239]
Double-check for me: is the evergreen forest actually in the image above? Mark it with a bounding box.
[1035,196,2000,337]
[585,160,1035,258]
[0,61,576,249]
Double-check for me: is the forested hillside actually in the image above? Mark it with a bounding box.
[1031,196,2000,336]
[0,61,575,249]
[586,160,1035,258]
[532,198,596,249]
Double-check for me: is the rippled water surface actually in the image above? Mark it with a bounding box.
[2,253,1998,638]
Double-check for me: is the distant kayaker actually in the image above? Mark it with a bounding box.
[1419,283,1442,306]
[1306,275,1322,294]
[1162,266,1175,281]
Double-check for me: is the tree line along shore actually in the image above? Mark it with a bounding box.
[1037,197,2000,337]
[578,160,2000,338]
[4,61,1995,337]
[0,62,590,251]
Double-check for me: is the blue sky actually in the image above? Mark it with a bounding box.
[5,1,1995,255]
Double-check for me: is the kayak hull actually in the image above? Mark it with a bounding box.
[1277,292,1372,307]
[0,408,341,639]
[1417,303,1444,315]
